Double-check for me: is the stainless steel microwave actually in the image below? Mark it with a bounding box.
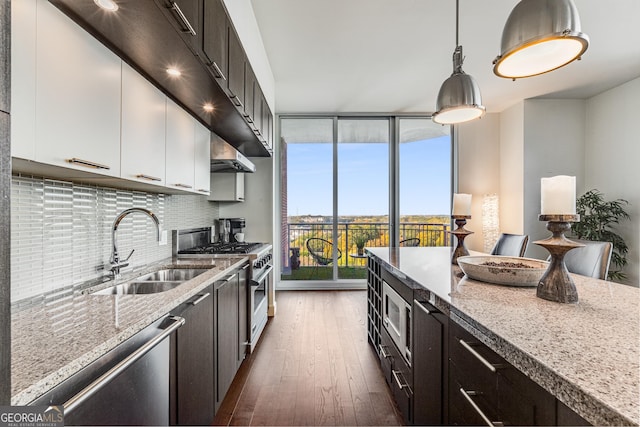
[383,280,412,364]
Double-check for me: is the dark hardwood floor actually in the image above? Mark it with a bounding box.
[213,290,404,426]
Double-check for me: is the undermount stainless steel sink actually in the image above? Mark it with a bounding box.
[92,268,210,295]
[134,268,210,282]
[92,281,183,295]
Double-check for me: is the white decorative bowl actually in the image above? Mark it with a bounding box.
[457,256,549,287]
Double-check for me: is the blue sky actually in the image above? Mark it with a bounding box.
[287,136,451,216]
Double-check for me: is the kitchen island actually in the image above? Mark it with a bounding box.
[10,257,247,406]
[368,247,639,426]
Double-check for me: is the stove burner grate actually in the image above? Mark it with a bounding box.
[179,242,262,255]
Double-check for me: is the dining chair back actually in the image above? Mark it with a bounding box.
[306,238,341,266]
[562,239,613,280]
[399,238,420,247]
[490,233,529,257]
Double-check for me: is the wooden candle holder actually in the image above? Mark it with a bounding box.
[451,215,473,265]
[534,214,583,303]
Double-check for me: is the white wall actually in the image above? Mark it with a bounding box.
[457,113,501,252]
[585,77,640,285]
[499,102,525,236]
[522,99,586,259]
[218,158,273,244]
[223,0,275,111]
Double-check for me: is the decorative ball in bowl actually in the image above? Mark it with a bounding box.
[456,256,549,287]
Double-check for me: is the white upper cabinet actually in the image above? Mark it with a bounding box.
[121,63,167,186]
[35,0,121,177]
[194,121,211,195]
[166,99,196,191]
[11,0,37,160]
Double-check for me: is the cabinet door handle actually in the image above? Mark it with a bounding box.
[174,183,193,189]
[211,62,226,81]
[64,316,185,415]
[136,174,162,182]
[459,388,503,427]
[196,188,210,194]
[67,158,110,170]
[225,273,238,282]
[190,292,211,306]
[242,264,249,271]
[392,369,411,395]
[231,95,244,109]
[169,2,196,36]
[378,344,391,359]
[459,339,498,373]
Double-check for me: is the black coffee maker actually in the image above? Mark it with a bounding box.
[219,218,246,243]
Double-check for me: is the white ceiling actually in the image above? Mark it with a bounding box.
[250,0,640,115]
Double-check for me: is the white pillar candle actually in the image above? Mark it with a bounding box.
[452,193,472,216]
[541,176,576,215]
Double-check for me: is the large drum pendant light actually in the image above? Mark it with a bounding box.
[433,0,485,125]
[493,0,589,79]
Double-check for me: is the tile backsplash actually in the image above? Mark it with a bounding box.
[11,174,219,303]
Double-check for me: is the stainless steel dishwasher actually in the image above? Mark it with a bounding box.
[30,315,184,426]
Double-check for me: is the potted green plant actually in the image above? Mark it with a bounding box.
[353,229,379,256]
[571,189,630,281]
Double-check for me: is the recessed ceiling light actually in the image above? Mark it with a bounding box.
[166,67,182,77]
[203,103,214,112]
[94,0,118,12]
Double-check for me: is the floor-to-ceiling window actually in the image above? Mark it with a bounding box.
[398,118,451,248]
[337,119,390,278]
[280,115,451,286]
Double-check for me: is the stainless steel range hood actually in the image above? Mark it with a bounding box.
[210,133,256,173]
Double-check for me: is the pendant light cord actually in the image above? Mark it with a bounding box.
[455,0,459,47]
[453,0,463,73]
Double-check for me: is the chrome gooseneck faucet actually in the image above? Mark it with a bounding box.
[110,208,161,279]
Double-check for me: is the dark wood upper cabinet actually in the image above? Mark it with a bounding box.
[159,0,202,55]
[227,26,245,108]
[253,84,263,136]
[202,0,228,81]
[244,64,256,124]
[261,97,270,144]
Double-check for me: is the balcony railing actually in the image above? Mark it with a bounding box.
[284,221,450,274]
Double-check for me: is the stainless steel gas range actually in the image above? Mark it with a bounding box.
[173,227,273,353]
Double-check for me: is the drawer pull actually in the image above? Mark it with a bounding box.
[459,388,503,427]
[379,344,391,359]
[136,174,161,182]
[67,158,110,170]
[413,299,433,315]
[174,183,193,189]
[392,369,411,393]
[170,2,197,36]
[190,292,211,306]
[459,339,498,373]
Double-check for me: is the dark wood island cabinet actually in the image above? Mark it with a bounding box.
[365,248,615,426]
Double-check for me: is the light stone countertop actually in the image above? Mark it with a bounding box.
[367,247,640,426]
[11,256,248,405]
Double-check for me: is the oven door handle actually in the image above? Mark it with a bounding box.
[251,264,273,286]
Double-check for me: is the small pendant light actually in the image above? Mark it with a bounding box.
[493,0,589,79]
[433,0,485,125]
